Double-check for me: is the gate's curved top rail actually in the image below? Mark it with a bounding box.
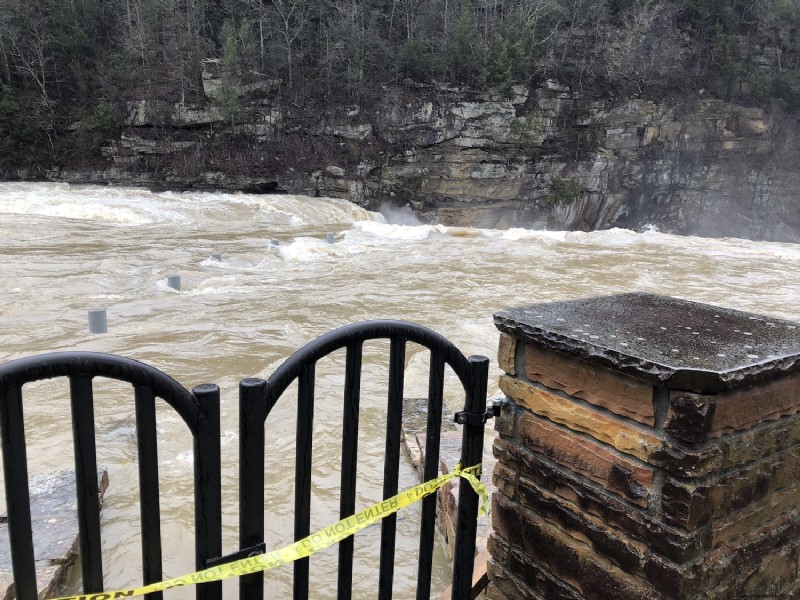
[263,319,476,401]
[0,351,199,431]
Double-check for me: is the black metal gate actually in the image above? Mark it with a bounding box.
[0,321,489,600]
[0,352,223,600]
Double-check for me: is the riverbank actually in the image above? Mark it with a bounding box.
[6,77,799,243]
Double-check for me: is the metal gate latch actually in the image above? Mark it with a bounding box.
[454,397,505,425]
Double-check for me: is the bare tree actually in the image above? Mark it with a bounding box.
[605,0,681,93]
[118,0,154,70]
[0,7,12,84]
[397,0,423,40]
[3,0,57,111]
[751,0,798,71]
[268,0,310,87]
[245,0,270,69]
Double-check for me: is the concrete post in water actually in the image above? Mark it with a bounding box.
[271,239,280,247]
[487,293,800,599]
[211,252,222,261]
[88,309,107,334]
[327,232,335,244]
[167,275,181,291]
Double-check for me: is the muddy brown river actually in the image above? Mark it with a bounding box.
[1,182,798,598]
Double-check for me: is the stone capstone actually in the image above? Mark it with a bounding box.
[494,292,800,391]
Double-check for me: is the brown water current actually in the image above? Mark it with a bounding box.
[1,182,799,598]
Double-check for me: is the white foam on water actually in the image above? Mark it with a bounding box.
[277,236,370,262]
[271,221,456,263]
[257,210,305,226]
[0,182,196,225]
[488,226,682,248]
[0,186,153,224]
[187,283,255,296]
[199,254,280,271]
[352,220,448,240]
[241,194,382,226]
[699,236,800,262]
[0,183,383,228]
[492,227,569,242]
[765,244,800,261]
[565,227,654,246]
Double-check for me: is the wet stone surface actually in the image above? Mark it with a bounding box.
[0,469,108,600]
[495,293,800,391]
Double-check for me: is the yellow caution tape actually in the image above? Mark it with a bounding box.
[49,463,488,600]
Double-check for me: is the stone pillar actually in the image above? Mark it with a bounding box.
[487,293,800,600]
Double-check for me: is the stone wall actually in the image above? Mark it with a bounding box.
[487,293,800,599]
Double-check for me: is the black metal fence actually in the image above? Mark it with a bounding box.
[0,352,222,600]
[0,321,490,600]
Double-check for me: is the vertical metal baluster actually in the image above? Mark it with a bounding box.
[294,364,316,600]
[134,385,163,600]
[193,384,222,600]
[416,350,445,600]
[239,378,269,600]
[337,341,363,600]
[378,337,406,600]
[451,356,489,600]
[0,384,37,600]
[69,374,104,594]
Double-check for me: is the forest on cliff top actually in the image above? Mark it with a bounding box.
[1,0,799,166]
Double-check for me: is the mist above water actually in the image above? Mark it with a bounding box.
[379,202,423,226]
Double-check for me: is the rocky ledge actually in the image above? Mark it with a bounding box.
[11,62,799,243]
[0,469,109,600]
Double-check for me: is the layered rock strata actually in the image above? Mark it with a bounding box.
[21,66,799,242]
[487,293,800,599]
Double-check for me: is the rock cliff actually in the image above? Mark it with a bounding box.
[39,63,800,242]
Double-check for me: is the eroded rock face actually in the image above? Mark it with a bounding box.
[45,76,800,242]
[367,86,797,241]
[125,100,226,127]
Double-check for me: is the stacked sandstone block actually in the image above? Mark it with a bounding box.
[487,293,800,599]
